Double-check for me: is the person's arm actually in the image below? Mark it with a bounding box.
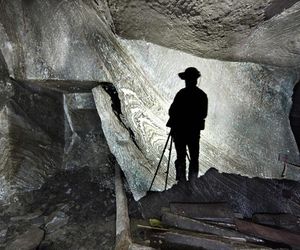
[202,93,208,119]
[169,92,181,117]
[167,92,181,128]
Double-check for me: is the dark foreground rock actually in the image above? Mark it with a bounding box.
[6,226,44,250]
[138,168,300,219]
[0,166,116,250]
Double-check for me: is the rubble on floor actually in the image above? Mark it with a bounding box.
[0,166,116,250]
[132,168,300,249]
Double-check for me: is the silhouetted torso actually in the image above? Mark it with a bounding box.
[290,81,300,119]
[290,80,300,153]
[167,86,208,135]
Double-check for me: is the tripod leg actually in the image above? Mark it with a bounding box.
[149,133,171,191]
[186,147,191,162]
[165,137,173,191]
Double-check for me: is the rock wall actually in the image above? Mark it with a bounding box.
[108,0,300,67]
[0,0,113,80]
[0,51,8,78]
[0,0,116,200]
[0,80,63,200]
[0,0,299,200]
[120,40,300,179]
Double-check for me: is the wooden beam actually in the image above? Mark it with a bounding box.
[170,202,235,222]
[162,212,263,243]
[115,165,132,250]
[252,213,300,233]
[152,231,271,250]
[235,219,300,247]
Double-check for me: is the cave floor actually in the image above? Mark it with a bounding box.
[133,168,300,249]
[0,166,116,250]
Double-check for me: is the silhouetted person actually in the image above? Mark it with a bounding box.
[290,80,300,154]
[167,67,208,182]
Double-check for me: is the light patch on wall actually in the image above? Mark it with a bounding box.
[118,38,298,179]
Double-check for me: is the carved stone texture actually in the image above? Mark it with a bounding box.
[0,79,63,200]
[93,30,300,198]
[0,0,113,80]
[93,86,167,200]
[0,0,299,201]
[108,0,300,67]
[119,40,300,180]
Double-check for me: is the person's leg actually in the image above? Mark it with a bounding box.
[173,134,187,182]
[187,133,200,181]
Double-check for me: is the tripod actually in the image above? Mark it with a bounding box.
[149,133,173,191]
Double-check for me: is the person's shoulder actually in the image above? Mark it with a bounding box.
[196,87,207,96]
[176,88,186,96]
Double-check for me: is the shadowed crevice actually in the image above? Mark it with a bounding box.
[265,0,300,20]
[100,82,142,151]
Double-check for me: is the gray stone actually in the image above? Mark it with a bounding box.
[6,226,44,250]
[0,51,8,78]
[0,0,299,206]
[0,229,7,244]
[108,0,300,67]
[10,210,43,222]
[0,80,63,201]
[45,211,69,233]
[0,77,14,111]
[30,216,46,227]
[93,40,300,199]
[139,168,300,219]
[64,93,97,110]
[0,0,112,80]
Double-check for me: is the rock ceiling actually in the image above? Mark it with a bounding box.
[108,0,300,67]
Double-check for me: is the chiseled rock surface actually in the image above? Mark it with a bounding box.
[108,0,300,67]
[93,85,167,200]
[0,0,113,80]
[0,0,299,201]
[0,79,63,200]
[139,168,300,219]
[120,40,300,180]
[6,226,44,250]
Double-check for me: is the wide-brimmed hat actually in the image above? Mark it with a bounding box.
[178,67,201,80]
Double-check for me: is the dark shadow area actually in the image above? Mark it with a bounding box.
[100,82,141,151]
[0,50,8,77]
[0,166,116,250]
[290,80,300,154]
[265,0,300,21]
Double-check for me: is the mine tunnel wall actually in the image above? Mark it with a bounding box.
[0,0,299,201]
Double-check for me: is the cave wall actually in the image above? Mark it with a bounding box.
[0,50,8,78]
[0,80,63,200]
[0,0,113,80]
[108,0,300,67]
[62,92,114,184]
[120,40,300,179]
[0,0,123,200]
[93,40,300,199]
[0,0,299,200]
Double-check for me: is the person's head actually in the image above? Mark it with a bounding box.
[178,67,201,87]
